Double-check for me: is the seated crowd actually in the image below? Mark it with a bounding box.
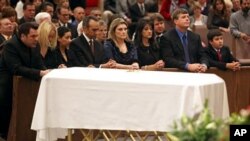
[0,0,249,139]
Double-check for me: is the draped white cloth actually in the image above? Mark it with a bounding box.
[31,68,229,141]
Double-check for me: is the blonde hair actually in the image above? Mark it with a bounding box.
[108,18,130,45]
[191,2,202,11]
[38,21,57,50]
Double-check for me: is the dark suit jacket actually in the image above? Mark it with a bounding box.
[0,34,6,45]
[67,23,78,39]
[129,3,149,22]
[160,28,209,70]
[205,45,238,70]
[59,23,78,39]
[0,36,46,136]
[69,34,106,67]
[0,34,7,57]
[18,17,35,25]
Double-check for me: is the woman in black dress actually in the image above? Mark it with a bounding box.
[56,26,80,67]
[38,21,64,69]
[134,18,164,70]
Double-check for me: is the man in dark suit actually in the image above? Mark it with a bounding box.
[205,29,240,71]
[128,0,150,37]
[18,2,36,25]
[152,13,166,44]
[0,18,15,56]
[160,8,209,72]
[70,16,115,68]
[0,22,49,139]
[57,6,78,38]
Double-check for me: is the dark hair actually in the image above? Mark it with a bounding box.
[134,18,158,49]
[240,0,247,4]
[57,26,71,38]
[41,2,54,11]
[1,6,17,18]
[23,2,34,10]
[207,29,223,41]
[171,8,189,20]
[56,6,69,15]
[82,15,99,28]
[212,0,228,19]
[18,22,38,37]
[151,13,165,22]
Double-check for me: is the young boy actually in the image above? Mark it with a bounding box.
[205,29,240,71]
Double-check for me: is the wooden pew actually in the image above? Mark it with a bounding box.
[7,77,40,141]
[192,25,208,46]
[235,38,250,59]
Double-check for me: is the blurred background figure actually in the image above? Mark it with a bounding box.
[151,13,166,44]
[0,0,10,14]
[18,2,36,25]
[189,2,208,29]
[72,6,85,27]
[0,17,14,57]
[90,8,102,20]
[1,6,18,33]
[40,1,55,18]
[230,0,250,44]
[231,0,241,12]
[104,0,117,14]
[56,6,78,38]
[197,0,210,16]
[0,18,14,46]
[207,0,230,32]
[96,20,107,45]
[35,12,51,24]
[160,0,186,29]
[134,18,164,70]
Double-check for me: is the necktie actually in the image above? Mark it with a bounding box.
[89,40,94,54]
[156,36,161,44]
[217,49,222,61]
[140,4,145,15]
[182,35,190,63]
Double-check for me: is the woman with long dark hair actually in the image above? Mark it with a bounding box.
[207,0,230,32]
[134,18,164,70]
[56,26,79,67]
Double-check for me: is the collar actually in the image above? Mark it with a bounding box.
[213,47,220,52]
[156,33,163,38]
[175,28,187,39]
[1,34,12,40]
[137,2,144,5]
[82,32,91,43]
[59,21,68,27]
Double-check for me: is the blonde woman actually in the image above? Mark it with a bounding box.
[104,18,139,70]
[96,20,107,45]
[38,21,64,68]
[189,2,208,29]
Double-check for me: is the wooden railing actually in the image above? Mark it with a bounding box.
[7,77,40,141]
[7,66,250,141]
[193,25,250,59]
